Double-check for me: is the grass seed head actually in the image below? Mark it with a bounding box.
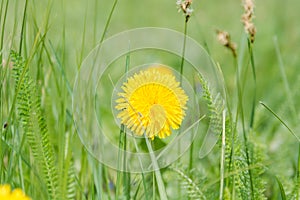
[242,0,256,43]
[216,30,237,57]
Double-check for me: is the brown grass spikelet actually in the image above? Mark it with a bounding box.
[242,0,256,43]
[176,0,193,22]
[216,30,237,57]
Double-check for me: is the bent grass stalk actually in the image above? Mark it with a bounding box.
[259,101,300,143]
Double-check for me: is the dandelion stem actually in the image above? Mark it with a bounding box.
[144,136,168,200]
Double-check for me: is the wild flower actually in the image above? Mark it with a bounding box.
[0,184,31,200]
[115,66,188,139]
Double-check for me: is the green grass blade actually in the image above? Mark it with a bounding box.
[99,0,119,44]
[0,0,9,59]
[297,144,300,199]
[247,39,257,129]
[275,176,286,200]
[273,36,298,121]
[259,101,300,142]
[116,124,125,199]
[18,0,28,54]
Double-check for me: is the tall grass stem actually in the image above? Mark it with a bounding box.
[219,110,226,200]
[248,40,256,129]
[19,0,28,54]
[235,56,254,199]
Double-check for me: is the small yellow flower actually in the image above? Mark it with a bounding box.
[0,184,31,200]
[115,67,188,139]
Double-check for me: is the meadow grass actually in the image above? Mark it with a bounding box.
[1,0,300,199]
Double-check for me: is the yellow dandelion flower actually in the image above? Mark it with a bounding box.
[115,67,188,139]
[0,184,31,200]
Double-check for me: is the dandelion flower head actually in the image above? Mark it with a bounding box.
[115,66,188,139]
[0,184,31,200]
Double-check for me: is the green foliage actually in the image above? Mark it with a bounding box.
[197,73,223,137]
[225,133,267,200]
[288,145,300,200]
[11,51,59,199]
[275,177,287,200]
[233,142,251,199]
[11,51,76,200]
[248,135,267,200]
[170,165,206,200]
[1,0,299,199]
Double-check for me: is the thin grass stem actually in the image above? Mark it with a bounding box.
[5,30,42,137]
[93,0,99,45]
[124,53,131,200]
[275,176,287,200]
[259,101,300,142]
[235,55,255,199]
[0,0,9,59]
[273,36,298,121]
[116,49,131,200]
[19,0,28,55]
[152,170,156,200]
[297,144,300,199]
[180,21,188,83]
[100,0,119,44]
[178,19,188,198]
[0,0,9,150]
[219,110,226,200]
[116,116,126,199]
[248,39,257,129]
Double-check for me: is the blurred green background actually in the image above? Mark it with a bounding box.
[1,0,300,199]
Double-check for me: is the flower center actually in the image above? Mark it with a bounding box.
[148,104,166,135]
